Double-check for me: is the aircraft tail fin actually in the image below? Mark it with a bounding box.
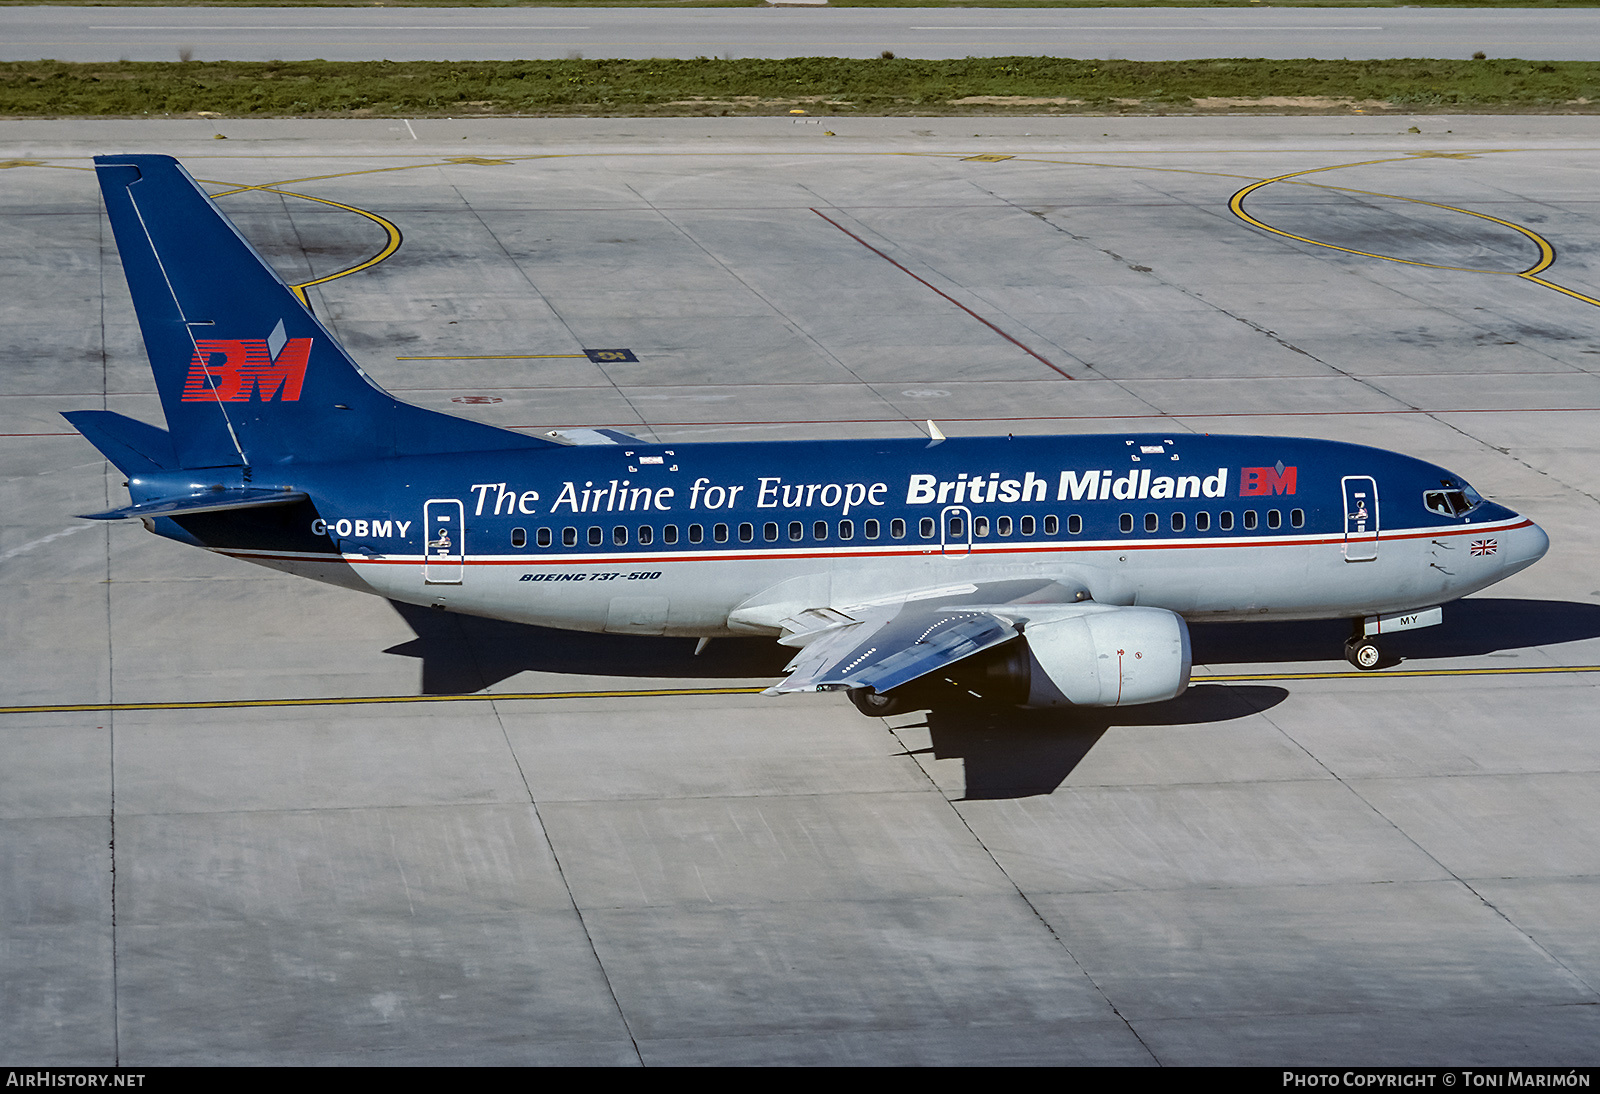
[93,154,556,470]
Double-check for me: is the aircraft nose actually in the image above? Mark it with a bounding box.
[1505,517,1550,568]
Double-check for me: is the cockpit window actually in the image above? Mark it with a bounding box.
[1423,482,1483,518]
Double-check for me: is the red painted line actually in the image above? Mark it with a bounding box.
[809,207,1074,380]
[217,518,1531,568]
[489,407,1600,431]
[24,410,1600,443]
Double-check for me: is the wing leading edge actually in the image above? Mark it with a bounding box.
[763,576,1091,697]
[768,602,1019,696]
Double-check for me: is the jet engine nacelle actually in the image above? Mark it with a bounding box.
[1015,603,1192,708]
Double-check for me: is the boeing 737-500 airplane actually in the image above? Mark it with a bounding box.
[68,155,1549,715]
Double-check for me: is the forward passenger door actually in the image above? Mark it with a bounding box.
[1342,476,1379,562]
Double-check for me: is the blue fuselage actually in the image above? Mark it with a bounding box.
[144,431,1548,637]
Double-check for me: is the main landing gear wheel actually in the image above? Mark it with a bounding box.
[848,687,909,718]
[1345,637,1382,671]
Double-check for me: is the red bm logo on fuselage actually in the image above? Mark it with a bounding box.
[181,338,311,402]
[1239,465,1298,496]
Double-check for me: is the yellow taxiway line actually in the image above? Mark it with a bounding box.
[396,354,589,360]
[1228,156,1600,308]
[3,665,1596,717]
[0,686,769,716]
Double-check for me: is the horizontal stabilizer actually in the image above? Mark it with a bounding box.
[79,487,308,522]
[62,410,175,473]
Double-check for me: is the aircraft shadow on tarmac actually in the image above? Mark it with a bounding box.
[906,682,1289,800]
[386,596,1600,694]
[384,597,1598,799]
[914,595,1600,798]
[384,600,793,694]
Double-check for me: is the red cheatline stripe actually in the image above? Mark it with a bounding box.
[810,207,1074,380]
[215,518,1532,568]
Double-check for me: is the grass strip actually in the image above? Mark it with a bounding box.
[828,1,1600,6]
[9,1,1600,7]
[4,57,1600,117]
[7,0,770,5]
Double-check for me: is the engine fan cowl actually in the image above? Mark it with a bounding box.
[1020,603,1192,708]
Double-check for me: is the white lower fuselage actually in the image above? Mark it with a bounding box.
[221,511,1546,637]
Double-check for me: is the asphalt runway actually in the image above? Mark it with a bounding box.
[4,5,1597,63]
[3,113,1600,1065]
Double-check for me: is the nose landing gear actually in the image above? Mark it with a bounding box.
[1345,620,1383,670]
[1345,636,1383,670]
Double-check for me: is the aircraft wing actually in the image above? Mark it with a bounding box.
[764,593,1037,696]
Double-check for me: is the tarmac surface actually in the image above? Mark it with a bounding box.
[3,113,1600,1065]
[3,5,1596,63]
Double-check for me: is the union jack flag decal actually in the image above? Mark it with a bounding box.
[1471,539,1498,556]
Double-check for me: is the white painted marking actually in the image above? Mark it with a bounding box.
[1,524,94,564]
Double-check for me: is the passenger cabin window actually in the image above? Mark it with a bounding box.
[1243,511,1258,530]
[946,515,964,538]
[1219,512,1234,531]
[1171,512,1185,532]
[1291,509,1304,528]
[864,519,880,540]
[662,525,678,545]
[839,520,854,540]
[891,519,906,539]
[1194,512,1209,532]
[1267,510,1281,530]
[563,526,577,547]
[1145,513,1159,533]
[713,523,728,543]
[739,523,754,543]
[1120,513,1134,533]
[919,517,936,539]
[1067,514,1082,535]
[765,522,779,542]
[973,516,989,538]
[613,526,628,546]
[588,526,603,547]
[638,525,653,546]
[688,524,704,544]
[537,527,553,548]
[814,521,829,541]
[511,527,527,548]
[997,516,1013,537]
[1044,515,1058,535]
[1020,516,1035,536]
[789,521,804,542]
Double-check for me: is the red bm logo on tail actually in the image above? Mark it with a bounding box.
[181,338,311,402]
[1239,464,1298,496]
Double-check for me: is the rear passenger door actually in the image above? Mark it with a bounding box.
[424,499,465,583]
